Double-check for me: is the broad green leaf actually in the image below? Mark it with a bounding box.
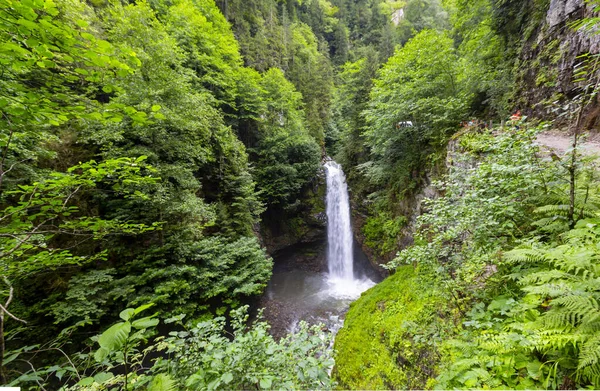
[259,377,272,389]
[131,316,159,330]
[221,372,233,384]
[3,352,19,365]
[94,346,109,362]
[133,303,155,315]
[119,308,134,321]
[97,321,131,352]
[93,372,114,384]
[78,377,95,386]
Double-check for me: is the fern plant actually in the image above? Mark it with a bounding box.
[503,219,600,387]
[532,160,600,235]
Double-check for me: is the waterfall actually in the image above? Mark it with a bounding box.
[263,160,377,334]
[325,160,355,281]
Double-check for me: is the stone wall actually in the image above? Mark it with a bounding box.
[518,0,600,124]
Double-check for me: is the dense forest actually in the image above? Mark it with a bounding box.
[1,0,600,389]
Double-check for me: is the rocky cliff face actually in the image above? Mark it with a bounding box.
[348,158,445,273]
[259,168,327,255]
[546,0,584,26]
[349,202,390,274]
[518,0,600,125]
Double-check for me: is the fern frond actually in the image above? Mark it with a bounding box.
[574,208,600,218]
[452,357,483,372]
[521,282,571,298]
[553,295,599,313]
[541,310,580,329]
[532,216,567,227]
[545,295,600,328]
[579,312,600,333]
[532,217,569,233]
[549,248,597,277]
[518,269,576,286]
[148,374,178,391]
[530,192,567,207]
[580,365,600,387]
[534,204,570,216]
[578,334,600,370]
[536,332,579,350]
[504,248,547,264]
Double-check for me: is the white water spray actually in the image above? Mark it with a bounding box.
[325,160,374,298]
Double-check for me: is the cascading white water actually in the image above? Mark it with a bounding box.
[265,161,377,334]
[324,161,375,298]
[325,161,355,281]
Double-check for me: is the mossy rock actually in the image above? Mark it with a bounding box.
[333,266,453,390]
[305,170,327,216]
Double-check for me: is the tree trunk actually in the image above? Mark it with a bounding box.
[0,312,5,385]
[569,103,585,229]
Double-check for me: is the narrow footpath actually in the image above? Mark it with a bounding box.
[536,131,600,155]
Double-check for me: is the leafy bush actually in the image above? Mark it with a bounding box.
[362,29,468,193]
[438,219,600,389]
[158,306,335,390]
[10,305,335,390]
[341,126,600,389]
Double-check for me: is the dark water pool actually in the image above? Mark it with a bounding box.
[259,239,382,338]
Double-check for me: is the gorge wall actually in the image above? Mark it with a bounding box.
[518,0,600,125]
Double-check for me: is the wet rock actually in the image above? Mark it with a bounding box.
[547,0,584,27]
[257,298,300,340]
[259,167,327,254]
[517,0,600,123]
[271,239,327,274]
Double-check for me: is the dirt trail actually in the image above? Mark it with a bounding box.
[536,131,600,156]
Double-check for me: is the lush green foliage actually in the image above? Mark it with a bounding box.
[4,0,597,388]
[337,127,600,389]
[253,69,321,209]
[8,305,335,390]
[330,0,522,260]
[0,157,159,280]
[362,29,467,192]
[214,0,335,143]
[157,306,335,390]
[331,52,379,182]
[438,220,600,388]
[445,0,514,117]
[0,0,326,386]
[363,212,407,256]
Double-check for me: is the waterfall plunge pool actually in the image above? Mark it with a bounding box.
[259,161,381,338]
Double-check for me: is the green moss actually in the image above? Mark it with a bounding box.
[362,213,408,256]
[333,266,454,390]
[307,177,327,214]
[287,216,308,237]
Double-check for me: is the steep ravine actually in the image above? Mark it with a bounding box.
[347,155,448,273]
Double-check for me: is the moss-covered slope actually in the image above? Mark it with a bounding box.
[333,266,455,390]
